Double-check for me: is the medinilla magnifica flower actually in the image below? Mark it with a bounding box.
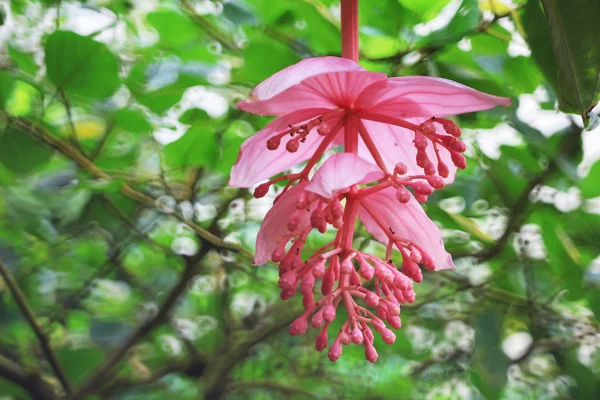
[229,1,510,363]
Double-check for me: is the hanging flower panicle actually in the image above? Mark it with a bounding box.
[228,1,510,362]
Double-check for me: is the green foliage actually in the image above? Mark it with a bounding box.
[1,1,599,400]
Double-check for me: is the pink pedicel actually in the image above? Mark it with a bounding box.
[228,0,510,362]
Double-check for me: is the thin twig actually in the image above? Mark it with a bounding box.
[0,257,73,395]
[0,354,58,400]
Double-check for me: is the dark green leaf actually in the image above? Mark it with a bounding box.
[0,127,52,174]
[163,126,219,168]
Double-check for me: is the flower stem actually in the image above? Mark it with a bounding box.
[341,0,359,62]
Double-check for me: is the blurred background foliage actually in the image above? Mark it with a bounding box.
[0,0,600,399]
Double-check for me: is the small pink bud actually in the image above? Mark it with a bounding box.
[280,288,295,300]
[350,269,362,285]
[266,136,281,150]
[351,326,364,344]
[302,292,314,309]
[386,302,400,317]
[410,246,422,263]
[312,259,326,278]
[310,208,326,233]
[381,328,396,344]
[364,327,374,342]
[414,134,428,150]
[331,200,344,218]
[322,304,336,323]
[332,218,343,229]
[376,303,388,319]
[278,270,296,291]
[442,119,461,137]
[415,194,428,203]
[321,267,334,295]
[364,341,378,363]
[317,125,330,136]
[286,137,300,153]
[271,245,286,263]
[394,287,405,303]
[421,249,437,271]
[451,151,467,169]
[290,315,308,336]
[300,272,315,295]
[394,162,408,175]
[254,183,270,198]
[365,291,379,307]
[287,215,299,232]
[340,257,353,275]
[311,309,324,328]
[295,191,308,209]
[438,160,449,178]
[396,187,411,203]
[387,315,402,329]
[416,150,430,168]
[420,122,436,136]
[413,181,433,195]
[338,331,351,345]
[403,289,415,303]
[424,162,436,176]
[359,260,374,280]
[328,339,342,361]
[315,329,328,351]
[452,140,466,153]
[427,175,445,189]
[393,271,410,290]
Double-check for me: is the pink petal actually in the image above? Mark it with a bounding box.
[255,182,313,265]
[252,57,364,100]
[239,69,387,116]
[357,120,457,184]
[355,76,511,118]
[306,153,384,199]
[358,188,455,271]
[229,108,338,188]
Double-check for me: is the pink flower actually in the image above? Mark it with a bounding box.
[230,56,510,362]
[230,56,510,190]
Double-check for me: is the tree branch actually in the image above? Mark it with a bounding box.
[68,245,212,400]
[226,380,333,400]
[6,114,254,259]
[0,257,72,395]
[0,354,58,400]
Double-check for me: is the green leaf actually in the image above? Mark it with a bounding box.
[471,309,509,400]
[179,108,210,125]
[0,127,52,174]
[147,9,205,48]
[0,71,15,108]
[417,0,480,47]
[538,0,600,124]
[114,108,152,135]
[579,160,600,199]
[163,126,219,168]
[44,30,120,98]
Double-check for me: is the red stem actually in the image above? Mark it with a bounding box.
[341,0,359,62]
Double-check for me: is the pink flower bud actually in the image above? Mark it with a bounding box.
[410,246,422,263]
[350,269,362,285]
[312,259,326,278]
[442,119,461,137]
[253,183,270,198]
[317,125,330,136]
[438,160,450,178]
[403,290,415,303]
[452,140,466,153]
[315,329,328,351]
[416,150,430,168]
[424,162,436,176]
[359,260,374,280]
[396,187,411,203]
[414,134,428,150]
[287,215,299,232]
[280,288,295,300]
[266,136,281,150]
[321,267,334,295]
[451,151,467,169]
[364,327,374,342]
[295,191,308,209]
[331,200,343,218]
[302,292,314,309]
[387,315,402,329]
[286,137,300,153]
[323,304,336,323]
[426,176,445,189]
[271,244,286,263]
[310,208,326,233]
[394,162,408,175]
[415,194,428,203]
[365,291,379,307]
[351,326,364,344]
[393,271,410,290]
[381,328,396,344]
[386,302,400,317]
[290,315,308,335]
[376,303,388,319]
[364,341,378,363]
[338,331,351,345]
[278,270,296,291]
[394,287,406,303]
[413,181,433,195]
[311,309,324,328]
[340,257,353,275]
[300,272,315,295]
[420,122,436,136]
[328,339,342,362]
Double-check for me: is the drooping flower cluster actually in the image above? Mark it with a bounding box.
[230,57,510,362]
